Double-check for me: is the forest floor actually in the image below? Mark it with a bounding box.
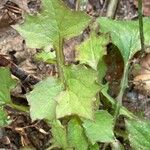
[0,0,150,149]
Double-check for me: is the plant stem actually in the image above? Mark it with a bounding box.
[106,0,119,19]
[138,0,145,53]
[9,102,29,112]
[117,62,129,104]
[114,62,130,122]
[101,88,136,119]
[113,0,144,124]
[55,37,65,84]
[76,0,80,11]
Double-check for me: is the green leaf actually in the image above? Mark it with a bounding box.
[50,120,68,149]
[126,119,150,150]
[83,110,115,144]
[15,0,91,49]
[35,50,56,64]
[98,17,150,63]
[98,18,150,95]
[67,118,88,150]
[56,65,100,120]
[97,59,107,83]
[0,107,8,126]
[26,77,63,121]
[0,67,16,104]
[76,32,109,70]
[89,143,99,150]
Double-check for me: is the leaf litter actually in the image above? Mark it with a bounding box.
[0,0,150,149]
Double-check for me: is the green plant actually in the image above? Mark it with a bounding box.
[1,0,150,149]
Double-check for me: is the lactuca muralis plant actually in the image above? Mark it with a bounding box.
[0,0,150,149]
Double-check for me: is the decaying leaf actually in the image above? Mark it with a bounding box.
[134,54,150,94]
[134,74,150,94]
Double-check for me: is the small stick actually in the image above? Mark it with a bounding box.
[76,0,80,11]
[0,55,39,85]
[100,0,109,16]
[106,0,119,18]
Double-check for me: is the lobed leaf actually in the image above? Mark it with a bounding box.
[67,118,88,150]
[76,32,109,70]
[126,119,150,150]
[98,17,150,100]
[26,77,63,121]
[56,65,100,120]
[98,17,150,63]
[15,0,91,49]
[83,110,115,144]
[50,120,68,149]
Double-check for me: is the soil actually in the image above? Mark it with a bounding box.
[0,0,150,149]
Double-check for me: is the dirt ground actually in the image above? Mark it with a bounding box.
[0,0,150,149]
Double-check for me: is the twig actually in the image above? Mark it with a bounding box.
[76,0,80,11]
[106,0,119,18]
[100,0,109,16]
[0,55,39,85]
